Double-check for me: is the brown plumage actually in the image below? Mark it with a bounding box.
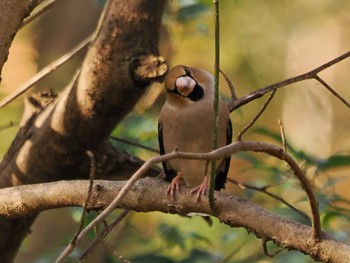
[158,65,232,199]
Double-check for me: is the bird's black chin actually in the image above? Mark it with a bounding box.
[187,83,204,101]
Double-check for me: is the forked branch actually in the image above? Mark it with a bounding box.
[230,51,350,112]
[30,140,320,260]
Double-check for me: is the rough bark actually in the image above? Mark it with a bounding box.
[0,0,166,261]
[1,177,349,263]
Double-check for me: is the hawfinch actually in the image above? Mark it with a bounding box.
[158,65,232,199]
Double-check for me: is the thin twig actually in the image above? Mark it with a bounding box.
[278,119,287,153]
[230,51,350,112]
[109,136,159,153]
[79,210,130,261]
[0,34,93,110]
[56,150,97,263]
[227,178,310,221]
[220,68,237,101]
[20,0,58,29]
[237,89,276,141]
[314,74,350,109]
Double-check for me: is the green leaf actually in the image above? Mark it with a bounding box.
[158,223,186,249]
[180,249,220,263]
[131,254,175,263]
[316,154,350,173]
[186,232,212,246]
[177,3,210,23]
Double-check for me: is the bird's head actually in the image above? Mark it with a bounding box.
[164,65,214,103]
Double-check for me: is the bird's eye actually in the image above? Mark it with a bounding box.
[183,67,192,77]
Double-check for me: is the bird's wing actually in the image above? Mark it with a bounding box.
[214,118,233,190]
[158,123,177,182]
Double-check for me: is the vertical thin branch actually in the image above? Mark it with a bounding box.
[209,0,220,209]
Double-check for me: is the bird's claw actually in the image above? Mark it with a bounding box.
[190,180,208,202]
[166,172,183,198]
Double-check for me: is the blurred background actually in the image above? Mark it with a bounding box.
[1,0,350,262]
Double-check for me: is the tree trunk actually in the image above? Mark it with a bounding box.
[0,0,44,82]
[0,1,166,261]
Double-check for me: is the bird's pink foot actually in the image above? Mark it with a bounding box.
[190,176,209,202]
[166,172,183,198]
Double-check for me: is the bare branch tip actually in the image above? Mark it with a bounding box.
[278,119,287,153]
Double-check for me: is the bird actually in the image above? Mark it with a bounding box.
[158,65,232,200]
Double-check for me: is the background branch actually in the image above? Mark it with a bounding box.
[237,89,276,141]
[230,51,350,112]
[227,177,309,220]
[78,210,130,261]
[20,0,58,29]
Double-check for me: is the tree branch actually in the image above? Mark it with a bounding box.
[56,140,322,254]
[0,0,44,81]
[230,51,350,111]
[0,1,166,261]
[20,0,58,29]
[0,178,348,263]
[237,89,276,141]
[0,34,92,109]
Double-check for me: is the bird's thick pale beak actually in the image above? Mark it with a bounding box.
[175,76,196,96]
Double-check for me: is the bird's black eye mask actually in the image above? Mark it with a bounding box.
[169,66,204,102]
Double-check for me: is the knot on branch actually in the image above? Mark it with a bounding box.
[130,53,167,87]
[27,89,58,110]
[20,89,57,126]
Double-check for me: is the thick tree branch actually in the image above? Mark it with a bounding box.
[0,0,44,81]
[0,178,348,263]
[0,0,167,188]
[55,140,322,256]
